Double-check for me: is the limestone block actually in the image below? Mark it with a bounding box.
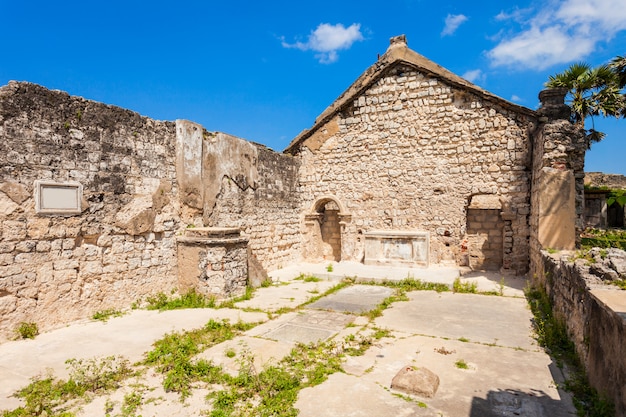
[0,192,19,216]
[3,220,27,240]
[26,217,50,239]
[0,295,18,315]
[537,169,575,250]
[115,195,156,235]
[0,182,30,204]
[391,365,440,398]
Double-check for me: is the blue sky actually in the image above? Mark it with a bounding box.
[1,0,625,174]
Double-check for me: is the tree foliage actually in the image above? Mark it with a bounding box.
[546,59,625,145]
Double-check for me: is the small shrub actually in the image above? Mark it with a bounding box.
[326,264,334,273]
[452,278,477,294]
[454,359,469,370]
[16,322,39,340]
[66,356,132,392]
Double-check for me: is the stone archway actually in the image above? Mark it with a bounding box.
[303,196,351,262]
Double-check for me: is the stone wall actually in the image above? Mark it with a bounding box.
[538,251,626,417]
[204,139,301,272]
[585,172,626,189]
[291,64,534,273]
[0,81,181,341]
[0,82,307,340]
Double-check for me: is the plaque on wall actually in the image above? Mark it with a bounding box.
[34,180,83,215]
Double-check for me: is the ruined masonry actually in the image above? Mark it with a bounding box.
[0,35,587,341]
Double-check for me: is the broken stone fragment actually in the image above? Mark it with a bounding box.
[607,248,626,278]
[391,365,440,398]
[114,195,155,235]
[589,262,620,282]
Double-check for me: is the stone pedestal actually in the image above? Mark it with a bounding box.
[177,227,248,298]
[364,230,429,267]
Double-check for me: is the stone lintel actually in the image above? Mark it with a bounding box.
[184,227,241,238]
[178,227,247,245]
[364,230,429,239]
[176,236,248,246]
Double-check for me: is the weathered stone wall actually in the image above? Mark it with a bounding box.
[585,172,626,189]
[538,251,626,417]
[205,141,301,272]
[292,64,534,273]
[0,81,181,341]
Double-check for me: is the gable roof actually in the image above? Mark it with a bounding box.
[285,35,537,154]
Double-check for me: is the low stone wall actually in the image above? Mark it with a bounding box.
[538,251,626,416]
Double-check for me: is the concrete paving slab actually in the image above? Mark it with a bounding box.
[235,279,337,311]
[196,335,295,376]
[260,310,355,344]
[295,372,441,417]
[340,333,575,417]
[263,323,336,344]
[307,284,395,313]
[375,291,537,350]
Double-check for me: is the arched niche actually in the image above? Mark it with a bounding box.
[303,195,351,262]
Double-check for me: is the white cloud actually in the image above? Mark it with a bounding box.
[281,23,364,64]
[488,0,626,70]
[511,95,524,102]
[441,14,468,36]
[462,69,484,83]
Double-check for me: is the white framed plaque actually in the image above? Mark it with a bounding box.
[34,180,83,215]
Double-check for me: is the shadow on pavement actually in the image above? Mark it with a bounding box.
[470,387,575,417]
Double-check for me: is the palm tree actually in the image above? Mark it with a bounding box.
[546,62,623,144]
[610,55,626,89]
[610,55,626,118]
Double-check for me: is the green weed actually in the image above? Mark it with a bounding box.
[371,327,394,339]
[145,289,217,311]
[2,356,132,417]
[143,319,257,400]
[92,309,124,322]
[15,322,39,340]
[294,274,322,282]
[207,340,347,417]
[452,278,477,293]
[525,284,615,416]
[454,359,469,370]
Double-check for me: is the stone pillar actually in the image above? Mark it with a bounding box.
[529,88,587,279]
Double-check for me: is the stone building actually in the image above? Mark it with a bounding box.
[288,35,538,274]
[0,35,586,340]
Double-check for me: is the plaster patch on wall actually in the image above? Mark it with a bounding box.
[203,133,259,222]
